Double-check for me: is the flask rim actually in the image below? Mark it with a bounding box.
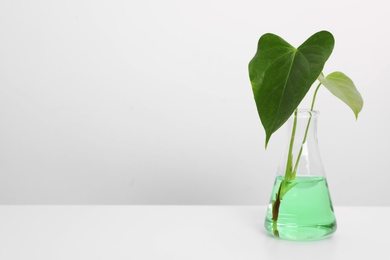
[294,109,319,118]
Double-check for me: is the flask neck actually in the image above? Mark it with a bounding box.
[277,110,324,177]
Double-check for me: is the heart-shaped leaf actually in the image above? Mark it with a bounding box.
[249,31,334,146]
[318,72,363,119]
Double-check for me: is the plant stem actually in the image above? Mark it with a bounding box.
[271,81,322,237]
[271,109,298,237]
[285,109,298,180]
[292,82,321,176]
[272,183,282,237]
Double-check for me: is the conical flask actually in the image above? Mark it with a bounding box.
[264,110,337,241]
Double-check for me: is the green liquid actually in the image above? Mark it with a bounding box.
[265,176,337,241]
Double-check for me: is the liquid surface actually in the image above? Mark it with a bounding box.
[265,176,337,241]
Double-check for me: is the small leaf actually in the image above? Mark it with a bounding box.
[249,31,335,146]
[279,180,297,200]
[318,72,363,119]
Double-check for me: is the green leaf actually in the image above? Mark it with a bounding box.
[249,31,334,146]
[318,72,363,119]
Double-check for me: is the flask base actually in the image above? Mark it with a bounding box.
[264,220,336,241]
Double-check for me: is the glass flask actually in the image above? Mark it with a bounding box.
[264,110,337,241]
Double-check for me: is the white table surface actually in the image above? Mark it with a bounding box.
[0,206,387,259]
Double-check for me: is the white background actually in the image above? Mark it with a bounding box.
[0,0,388,205]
